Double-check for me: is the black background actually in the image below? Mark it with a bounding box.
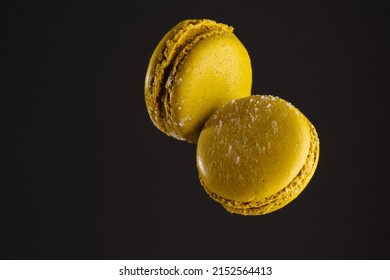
[2,1,389,259]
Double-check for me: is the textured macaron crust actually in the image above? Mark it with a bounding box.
[196,95,319,215]
[145,19,252,143]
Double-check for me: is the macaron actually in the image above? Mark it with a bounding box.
[196,95,320,215]
[144,19,252,143]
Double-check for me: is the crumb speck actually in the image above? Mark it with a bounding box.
[178,117,191,127]
[218,119,222,127]
[271,120,278,133]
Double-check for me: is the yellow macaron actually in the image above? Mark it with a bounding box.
[196,95,320,215]
[144,19,252,143]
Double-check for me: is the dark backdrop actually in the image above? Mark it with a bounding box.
[2,1,389,259]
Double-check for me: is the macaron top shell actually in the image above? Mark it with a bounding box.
[145,19,252,143]
[196,95,319,214]
[169,33,252,143]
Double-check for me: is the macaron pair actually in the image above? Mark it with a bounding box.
[144,19,252,143]
[145,19,320,215]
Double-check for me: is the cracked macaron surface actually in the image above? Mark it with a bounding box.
[196,95,319,215]
[144,19,252,143]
